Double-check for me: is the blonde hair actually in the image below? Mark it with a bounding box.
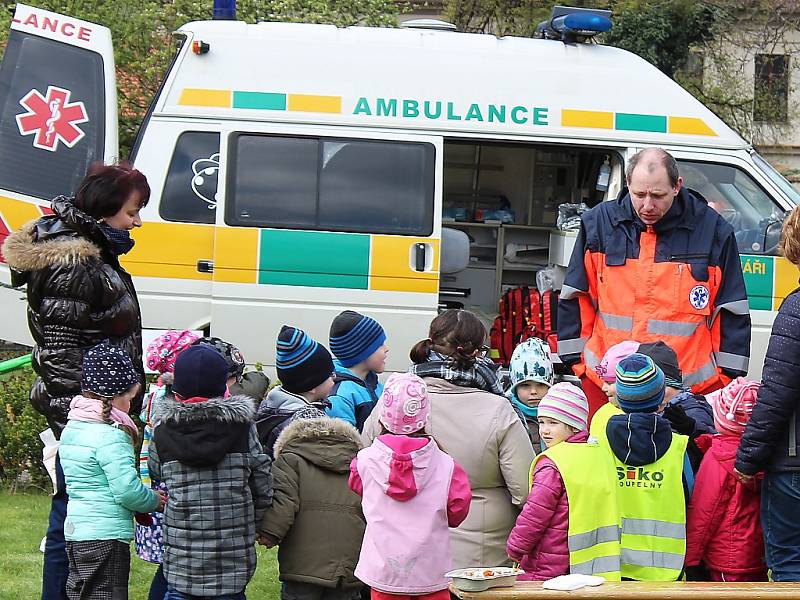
[780,206,800,266]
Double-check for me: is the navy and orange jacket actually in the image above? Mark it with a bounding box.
[557,189,751,394]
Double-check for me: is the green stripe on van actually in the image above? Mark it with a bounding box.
[259,230,370,289]
[615,113,667,133]
[741,255,774,311]
[233,91,287,111]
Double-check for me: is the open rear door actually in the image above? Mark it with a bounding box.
[0,4,117,344]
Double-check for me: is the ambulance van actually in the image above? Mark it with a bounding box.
[0,3,797,376]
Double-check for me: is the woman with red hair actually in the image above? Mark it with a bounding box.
[2,162,150,600]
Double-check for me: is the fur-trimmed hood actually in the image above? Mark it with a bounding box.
[160,394,254,424]
[2,196,105,275]
[154,394,255,467]
[274,416,362,472]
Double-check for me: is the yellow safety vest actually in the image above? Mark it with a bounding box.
[532,440,622,581]
[603,426,689,581]
[589,402,622,444]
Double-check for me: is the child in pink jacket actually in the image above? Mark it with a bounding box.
[350,373,471,600]
[507,383,590,581]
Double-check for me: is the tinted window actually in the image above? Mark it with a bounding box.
[0,31,105,200]
[227,134,434,236]
[160,132,220,224]
[679,160,786,255]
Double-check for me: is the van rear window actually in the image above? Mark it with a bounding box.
[0,31,105,200]
[226,134,435,236]
[160,131,220,224]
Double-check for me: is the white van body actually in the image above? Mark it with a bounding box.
[0,4,797,377]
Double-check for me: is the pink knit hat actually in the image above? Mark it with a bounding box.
[379,372,430,435]
[596,341,640,383]
[708,377,760,436]
[146,330,201,374]
[538,382,590,431]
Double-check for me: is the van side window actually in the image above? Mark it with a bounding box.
[677,160,786,255]
[0,32,105,200]
[227,134,435,236]
[160,132,220,224]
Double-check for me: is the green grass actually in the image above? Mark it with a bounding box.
[0,491,281,600]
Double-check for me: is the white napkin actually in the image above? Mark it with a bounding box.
[542,574,605,591]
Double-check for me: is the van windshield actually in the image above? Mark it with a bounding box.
[752,152,800,207]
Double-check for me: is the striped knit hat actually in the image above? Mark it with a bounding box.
[276,326,334,394]
[329,311,387,368]
[707,377,760,436]
[537,382,589,431]
[615,353,665,413]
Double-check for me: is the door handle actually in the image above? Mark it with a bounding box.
[414,243,427,272]
[197,259,214,273]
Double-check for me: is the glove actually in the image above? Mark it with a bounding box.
[663,403,697,437]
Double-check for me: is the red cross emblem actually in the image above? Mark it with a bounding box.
[16,86,88,152]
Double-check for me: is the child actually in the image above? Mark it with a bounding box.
[149,345,272,600]
[257,325,336,456]
[59,341,165,599]
[327,310,387,431]
[508,383,619,581]
[686,378,767,582]
[257,414,366,600]
[192,336,271,407]
[507,338,554,453]
[350,373,471,600]
[137,329,199,600]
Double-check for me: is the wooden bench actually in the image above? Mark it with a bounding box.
[450,581,800,600]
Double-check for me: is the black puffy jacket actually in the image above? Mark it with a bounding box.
[736,289,800,474]
[2,197,144,437]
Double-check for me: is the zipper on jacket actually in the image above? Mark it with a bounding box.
[669,253,708,261]
[790,411,797,458]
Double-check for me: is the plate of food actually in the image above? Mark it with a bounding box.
[446,567,525,592]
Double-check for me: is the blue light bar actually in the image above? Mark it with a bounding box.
[552,12,612,35]
[213,0,236,20]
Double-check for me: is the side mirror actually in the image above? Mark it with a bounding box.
[441,228,470,274]
[763,219,783,256]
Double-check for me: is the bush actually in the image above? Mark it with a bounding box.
[0,363,50,492]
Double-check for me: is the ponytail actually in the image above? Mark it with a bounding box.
[410,338,433,364]
[411,309,487,370]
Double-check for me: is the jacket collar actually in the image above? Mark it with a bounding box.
[160,393,254,424]
[273,415,362,458]
[610,187,701,232]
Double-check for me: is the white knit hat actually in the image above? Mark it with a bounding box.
[537,382,590,431]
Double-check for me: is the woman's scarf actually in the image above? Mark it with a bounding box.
[409,351,505,396]
[98,222,135,255]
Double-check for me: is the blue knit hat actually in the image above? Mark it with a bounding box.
[277,325,334,393]
[172,345,229,400]
[81,341,139,397]
[329,311,387,368]
[615,353,665,413]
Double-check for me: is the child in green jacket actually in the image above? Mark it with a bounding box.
[60,342,165,599]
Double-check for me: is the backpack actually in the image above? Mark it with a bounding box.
[490,285,559,367]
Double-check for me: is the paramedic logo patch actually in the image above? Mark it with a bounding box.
[16,86,88,152]
[689,285,710,310]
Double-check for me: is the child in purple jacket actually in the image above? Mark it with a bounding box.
[350,373,471,600]
[507,383,591,581]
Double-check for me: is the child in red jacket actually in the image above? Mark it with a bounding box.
[686,378,767,582]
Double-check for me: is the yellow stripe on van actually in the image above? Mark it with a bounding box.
[178,88,233,108]
[0,195,44,230]
[123,223,214,280]
[774,256,797,310]
[668,117,716,137]
[287,94,342,114]
[213,227,259,283]
[561,109,614,129]
[370,236,440,294]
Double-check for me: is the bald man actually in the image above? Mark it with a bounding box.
[557,148,751,419]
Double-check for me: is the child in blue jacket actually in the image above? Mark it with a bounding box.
[327,311,387,432]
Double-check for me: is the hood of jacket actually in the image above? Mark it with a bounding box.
[262,385,312,412]
[274,416,362,472]
[606,412,675,466]
[156,394,253,466]
[370,435,443,502]
[1,198,107,279]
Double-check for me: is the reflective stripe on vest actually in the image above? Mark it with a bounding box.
[607,431,689,581]
[533,441,622,581]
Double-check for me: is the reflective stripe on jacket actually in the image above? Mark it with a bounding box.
[557,189,751,394]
